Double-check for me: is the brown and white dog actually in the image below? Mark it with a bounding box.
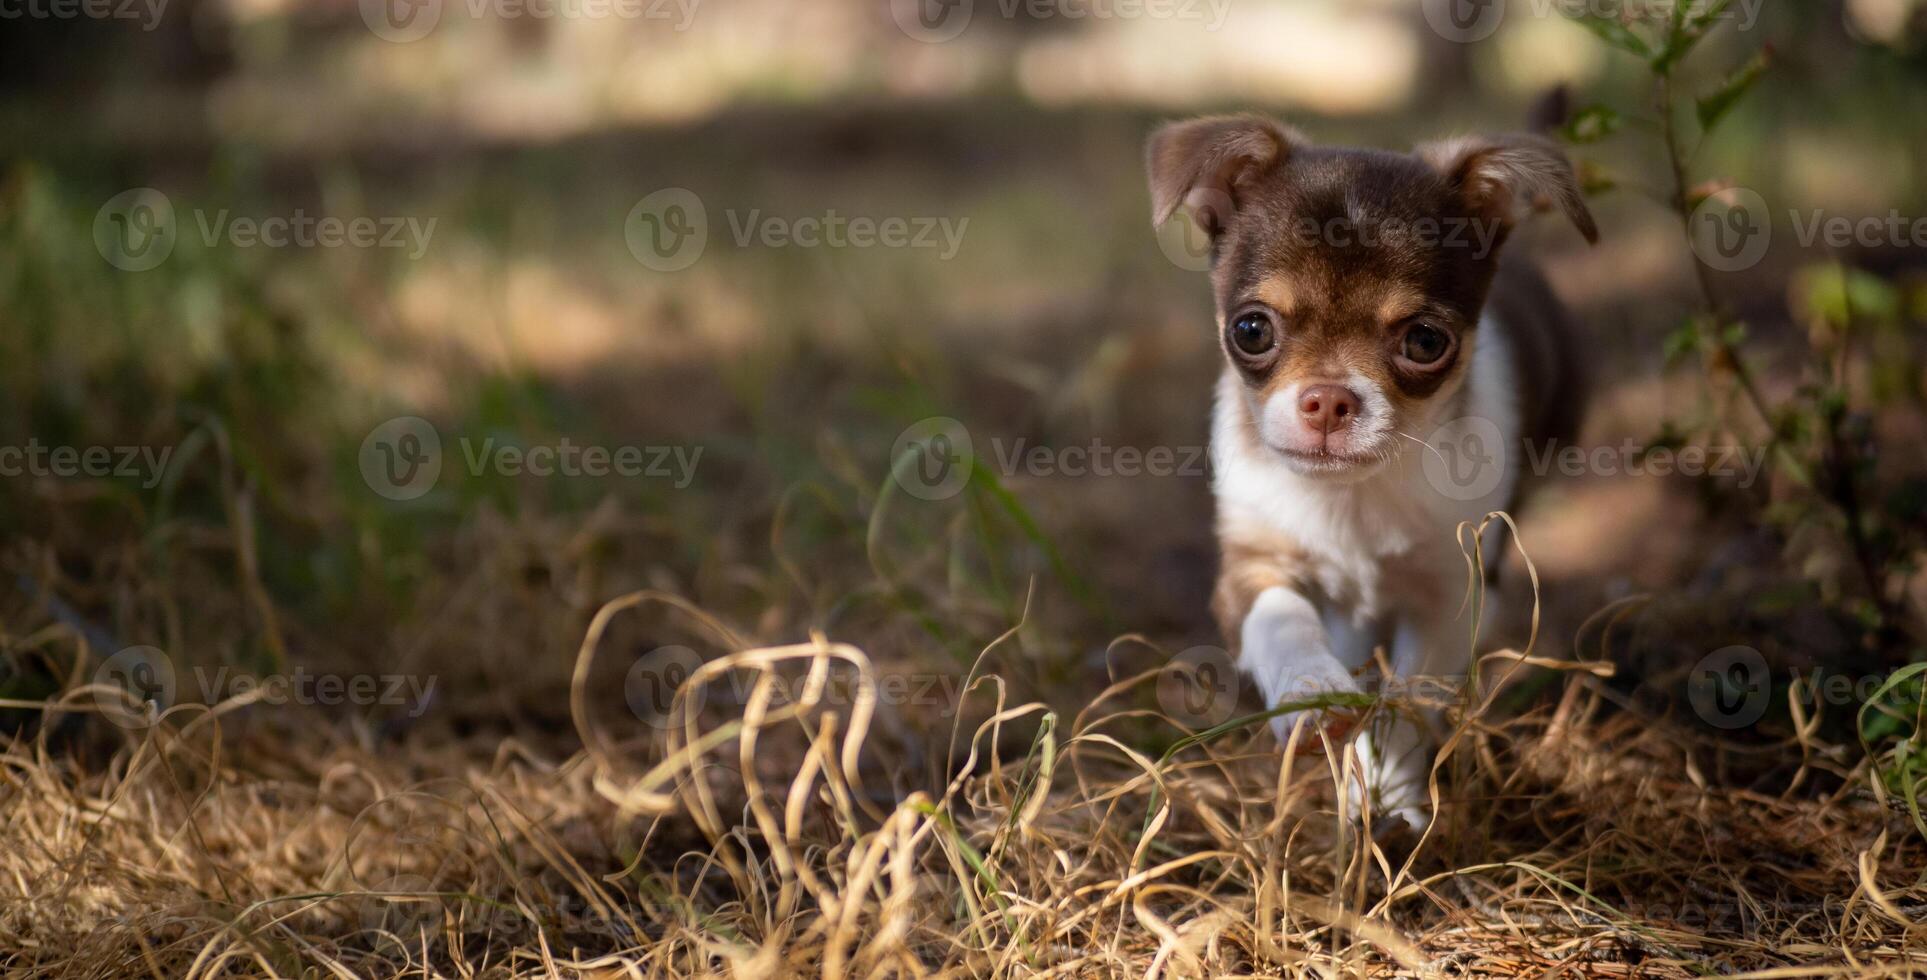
[1146,115,1595,826]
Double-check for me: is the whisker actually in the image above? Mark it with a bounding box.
[1394,429,1447,469]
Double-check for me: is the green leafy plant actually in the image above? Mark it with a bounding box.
[1859,663,1927,840]
[1568,4,1922,644]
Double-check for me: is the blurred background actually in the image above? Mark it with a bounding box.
[4,0,1927,780]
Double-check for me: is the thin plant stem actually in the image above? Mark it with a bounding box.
[1655,70,1813,490]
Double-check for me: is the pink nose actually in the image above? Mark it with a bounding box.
[1297,384,1361,434]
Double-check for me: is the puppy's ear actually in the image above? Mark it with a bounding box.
[1146,115,1298,236]
[1417,133,1598,244]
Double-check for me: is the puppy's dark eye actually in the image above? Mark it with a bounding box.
[1400,323,1451,366]
[1228,312,1274,356]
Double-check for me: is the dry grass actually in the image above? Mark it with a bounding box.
[4,75,1926,977]
[4,547,1925,979]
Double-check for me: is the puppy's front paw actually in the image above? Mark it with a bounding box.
[1346,722,1434,831]
[1239,588,1364,748]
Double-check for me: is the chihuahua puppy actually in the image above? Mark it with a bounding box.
[1146,116,1595,826]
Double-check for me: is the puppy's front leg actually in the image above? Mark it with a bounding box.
[1236,587,1362,743]
[1352,611,1468,829]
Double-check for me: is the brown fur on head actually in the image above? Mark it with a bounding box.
[1147,115,1595,479]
